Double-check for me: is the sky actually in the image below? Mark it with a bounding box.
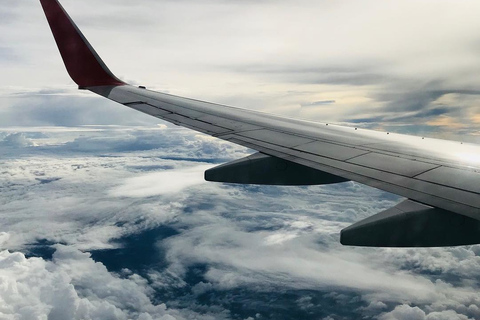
[2,0,480,319]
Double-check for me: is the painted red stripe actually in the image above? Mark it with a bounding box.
[40,0,124,87]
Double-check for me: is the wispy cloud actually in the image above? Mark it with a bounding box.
[111,165,214,197]
[3,0,480,134]
[301,100,336,107]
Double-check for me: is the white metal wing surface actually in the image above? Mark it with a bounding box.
[40,0,480,247]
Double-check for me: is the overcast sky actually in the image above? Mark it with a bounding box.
[3,1,480,319]
[2,0,480,139]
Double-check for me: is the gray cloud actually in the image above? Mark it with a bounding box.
[0,1,22,25]
[0,95,159,127]
[0,46,19,62]
[3,0,480,135]
[375,84,480,113]
[301,100,336,107]
[225,63,392,87]
[0,132,34,148]
[378,305,473,320]
[3,0,480,318]
[0,245,228,320]
[2,127,480,319]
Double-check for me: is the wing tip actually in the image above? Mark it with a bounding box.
[40,0,125,87]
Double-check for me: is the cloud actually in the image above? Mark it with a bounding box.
[0,127,243,250]
[3,0,480,132]
[0,133,34,147]
[111,165,214,197]
[0,46,17,62]
[379,305,426,320]
[378,305,474,320]
[3,0,480,318]
[0,245,227,320]
[0,233,10,250]
[0,1,22,26]
[2,127,480,318]
[301,100,336,107]
[164,222,438,299]
[0,94,159,127]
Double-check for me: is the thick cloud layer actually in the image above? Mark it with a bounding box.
[0,246,228,320]
[1,126,480,319]
[0,247,161,320]
[3,1,480,318]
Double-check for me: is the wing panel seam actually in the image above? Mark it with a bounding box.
[228,137,480,219]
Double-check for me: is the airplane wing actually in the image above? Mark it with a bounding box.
[40,0,480,247]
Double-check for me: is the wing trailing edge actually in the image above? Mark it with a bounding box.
[40,0,124,88]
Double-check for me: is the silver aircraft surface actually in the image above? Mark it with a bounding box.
[39,0,480,247]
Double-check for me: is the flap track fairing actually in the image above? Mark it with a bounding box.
[341,199,480,247]
[205,153,349,186]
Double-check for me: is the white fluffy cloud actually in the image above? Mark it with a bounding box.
[111,165,214,198]
[0,133,34,147]
[2,126,480,319]
[0,245,227,320]
[378,304,474,320]
[3,0,480,317]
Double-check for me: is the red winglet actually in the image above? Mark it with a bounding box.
[40,0,125,88]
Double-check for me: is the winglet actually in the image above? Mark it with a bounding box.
[40,0,125,88]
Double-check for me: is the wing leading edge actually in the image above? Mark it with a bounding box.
[40,0,480,247]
